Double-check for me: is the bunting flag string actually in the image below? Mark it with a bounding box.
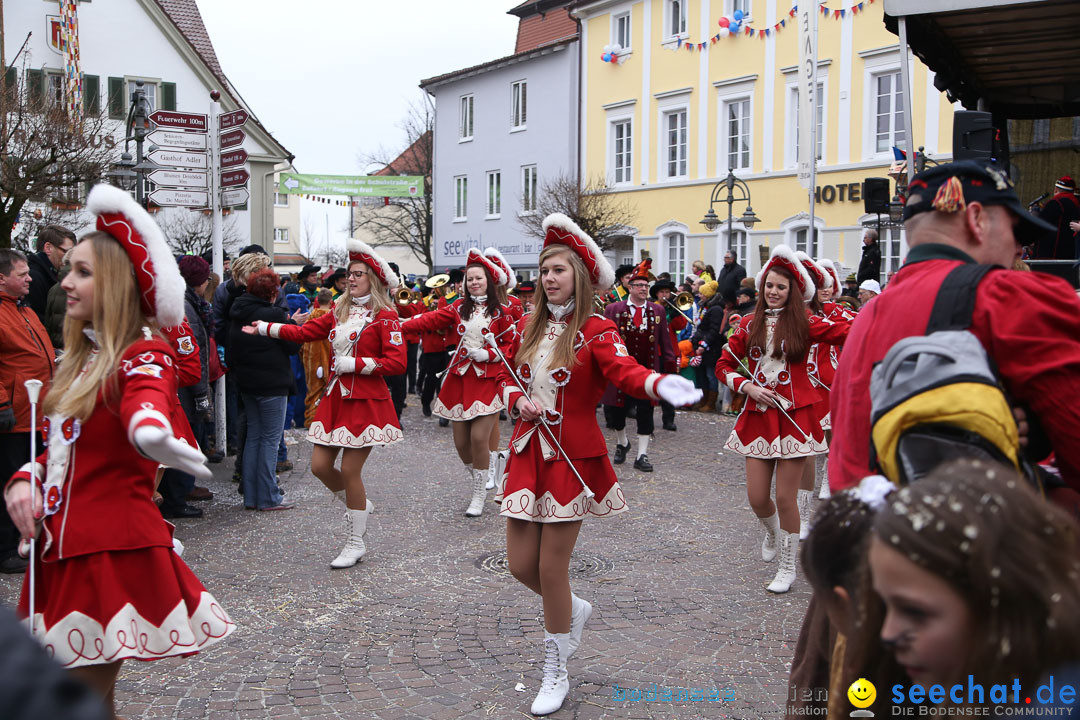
[300,195,389,208]
[657,0,873,53]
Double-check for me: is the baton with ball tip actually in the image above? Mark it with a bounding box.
[483,333,594,499]
[721,345,812,443]
[24,379,43,636]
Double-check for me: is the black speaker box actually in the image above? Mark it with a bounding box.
[864,177,891,214]
[953,110,1010,167]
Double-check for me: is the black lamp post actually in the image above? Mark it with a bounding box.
[106,80,160,207]
[700,170,760,251]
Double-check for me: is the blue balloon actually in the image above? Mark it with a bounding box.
[733,9,744,21]
[603,53,612,62]
[731,22,740,33]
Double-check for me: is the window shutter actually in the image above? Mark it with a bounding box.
[107,76,125,118]
[162,82,176,111]
[26,69,44,105]
[3,67,15,94]
[82,74,100,114]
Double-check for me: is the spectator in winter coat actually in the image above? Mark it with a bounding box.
[44,251,73,349]
[177,255,213,450]
[716,250,747,305]
[25,225,75,323]
[690,281,725,412]
[856,228,882,286]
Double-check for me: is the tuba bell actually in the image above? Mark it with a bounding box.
[395,287,413,305]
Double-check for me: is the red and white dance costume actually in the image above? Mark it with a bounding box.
[162,319,202,448]
[495,314,665,522]
[804,257,853,433]
[260,304,406,449]
[402,295,520,421]
[717,311,849,458]
[6,338,235,668]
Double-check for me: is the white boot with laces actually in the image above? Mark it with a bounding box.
[464,466,488,517]
[531,631,571,716]
[759,511,781,562]
[798,489,814,540]
[329,506,370,569]
[766,532,800,593]
[485,450,498,490]
[567,594,592,658]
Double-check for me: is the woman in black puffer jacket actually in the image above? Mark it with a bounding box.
[228,268,300,510]
[690,281,727,412]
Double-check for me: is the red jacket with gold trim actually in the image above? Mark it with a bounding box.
[266,308,405,401]
[402,301,519,379]
[715,311,850,412]
[7,339,180,561]
[807,302,855,390]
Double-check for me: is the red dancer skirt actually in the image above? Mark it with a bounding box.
[308,389,403,448]
[433,372,503,421]
[724,404,828,459]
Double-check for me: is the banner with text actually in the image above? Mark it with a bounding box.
[797,2,819,190]
[279,173,424,198]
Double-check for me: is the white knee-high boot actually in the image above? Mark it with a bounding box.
[818,461,831,499]
[333,490,374,514]
[759,511,781,562]
[798,489,814,540]
[464,465,487,517]
[567,593,592,659]
[766,532,800,593]
[330,506,370,569]
[485,450,498,490]
[531,631,571,716]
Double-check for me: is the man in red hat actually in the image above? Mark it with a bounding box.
[1035,176,1080,259]
[600,259,677,472]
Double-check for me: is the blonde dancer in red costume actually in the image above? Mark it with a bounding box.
[496,214,700,715]
[4,185,232,719]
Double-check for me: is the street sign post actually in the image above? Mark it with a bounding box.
[148,110,208,132]
[221,169,250,187]
[148,148,208,170]
[219,109,248,130]
[221,187,249,207]
[220,148,248,168]
[220,128,245,149]
[146,129,208,150]
[148,188,208,207]
[147,169,208,189]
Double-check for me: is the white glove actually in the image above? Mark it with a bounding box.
[657,375,702,407]
[467,347,490,362]
[332,355,356,374]
[316,366,324,379]
[133,425,212,482]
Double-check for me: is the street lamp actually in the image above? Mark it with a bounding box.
[700,171,759,254]
[888,195,905,224]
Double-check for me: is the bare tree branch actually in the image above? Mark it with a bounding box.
[156,208,243,257]
[517,173,638,251]
[353,94,434,272]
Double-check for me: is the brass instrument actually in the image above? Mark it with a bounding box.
[425,273,450,289]
[395,287,413,305]
[593,294,607,312]
[663,291,694,314]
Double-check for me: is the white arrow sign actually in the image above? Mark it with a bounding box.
[149,188,208,207]
[148,149,208,170]
[221,187,250,207]
[283,177,299,190]
[147,169,208,189]
[147,129,208,151]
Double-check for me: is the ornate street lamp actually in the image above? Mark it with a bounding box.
[700,170,758,251]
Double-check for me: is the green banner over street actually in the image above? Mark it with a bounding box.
[279,173,424,198]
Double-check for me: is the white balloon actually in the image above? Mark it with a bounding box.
[719,27,731,37]
[611,43,622,53]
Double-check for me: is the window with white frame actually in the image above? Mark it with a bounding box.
[723,98,751,171]
[486,171,501,218]
[793,227,819,258]
[613,12,631,49]
[666,0,687,38]
[663,109,688,179]
[454,175,468,219]
[874,71,906,154]
[274,228,289,244]
[731,0,750,16]
[666,232,687,279]
[46,72,64,106]
[511,80,527,130]
[127,79,157,111]
[880,225,905,281]
[790,83,824,165]
[273,184,289,207]
[521,165,537,214]
[459,94,474,140]
[611,119,633,184]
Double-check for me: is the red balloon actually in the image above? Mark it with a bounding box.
[718,16,730,27]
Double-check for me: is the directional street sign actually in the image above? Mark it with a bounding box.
[220,148,248,168]
[220,128,245,149]
[219,109,249,130]
[147,129,207,151]
[148,149,208,170]
[147,169,208,189]
[221,169,250,187]
[148,110,207,132]
[149,188,208,207]
[221,187,250,207]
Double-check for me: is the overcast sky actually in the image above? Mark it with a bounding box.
[195,0,520,251]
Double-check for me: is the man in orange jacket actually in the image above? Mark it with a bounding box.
[0,249,56,573]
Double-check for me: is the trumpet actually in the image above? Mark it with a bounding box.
[663,291,694,314]
[395,287,413,305]
[593,294,608,312]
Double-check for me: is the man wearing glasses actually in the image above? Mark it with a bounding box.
[600,260,677,472]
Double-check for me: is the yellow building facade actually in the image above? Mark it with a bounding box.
[573,0,954,281]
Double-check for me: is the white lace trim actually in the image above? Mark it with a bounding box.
[498,483,628,522]
[433,394,504,421]
[308,421,402,448]
[723,428,828,459]
[28,591,235,669]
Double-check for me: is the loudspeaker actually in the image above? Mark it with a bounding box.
[864,177,891,215]
[953,111,1009,166]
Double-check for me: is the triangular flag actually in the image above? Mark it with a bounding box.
[781,18,787,26]
[677,37,683,48]
[840,8,846,17]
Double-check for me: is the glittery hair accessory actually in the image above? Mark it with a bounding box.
[853,474,895,511]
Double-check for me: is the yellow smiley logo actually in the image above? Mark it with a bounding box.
[848,678,877,709]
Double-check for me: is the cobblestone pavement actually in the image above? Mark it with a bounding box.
[0,401,821,719]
